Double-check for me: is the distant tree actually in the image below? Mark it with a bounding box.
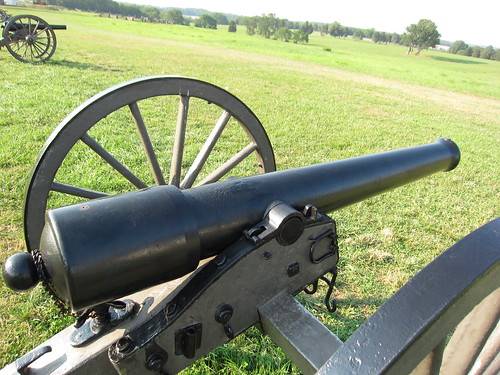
[472,46,482,58]
[228,20,237,32]
[495,49,500,61]
[257,14,278,38]
[212,12,228,25]
[480,45,495,59]
[194,14,217,29]
[292,29,309,43]
[164,9,185,25]
[365,28,375,38]
[405,19,440,54]
[300,21,314,36]
[372,31,382,43]
[320,23,329,36]
[239,16,256,35]
[450,40,468,54]
[329,22,344,37]
[353,29,364,39]
[457,48,472,56]
[381,32,390,44]
[391,33,401,44]
[276,27,292,42]
[142,6,160,21]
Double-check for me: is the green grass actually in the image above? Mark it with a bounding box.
[1,5,499,372]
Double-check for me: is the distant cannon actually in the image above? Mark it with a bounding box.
[0,11,66,63]
[1,77,498,375]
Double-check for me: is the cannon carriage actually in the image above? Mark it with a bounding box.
[0,10,66,63]
[1,77,498,375]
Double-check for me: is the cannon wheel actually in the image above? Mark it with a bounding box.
[24,76,276,251]
[3,14,57,63]
[0,9,8,22]
[317,218,500,375]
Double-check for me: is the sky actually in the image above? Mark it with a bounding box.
[118,0,499,47]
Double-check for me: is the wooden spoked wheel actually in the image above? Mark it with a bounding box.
[24,76,276,251]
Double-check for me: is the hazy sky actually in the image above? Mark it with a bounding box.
[118,0,499,46]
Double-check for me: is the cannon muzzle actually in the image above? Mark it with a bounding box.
[3,139,460,311]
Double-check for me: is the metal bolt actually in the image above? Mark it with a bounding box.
[303,204,318,220]
[146,353,166,372]
[215,304,233,324]
[116,337,134,354]
[214,254,227,267]
[166,302,177,318]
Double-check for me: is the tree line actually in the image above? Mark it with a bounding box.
[47,0,498,58]
[239,14,313,43]
[46,0,229,26]
[449,41,499,61]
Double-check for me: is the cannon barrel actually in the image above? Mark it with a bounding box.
[3,139,460,311]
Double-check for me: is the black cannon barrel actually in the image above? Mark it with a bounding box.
[3,139,459,311]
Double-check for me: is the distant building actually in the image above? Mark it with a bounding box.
[5,0,16,5]
[34,0,48,5]
[434,44,450,52]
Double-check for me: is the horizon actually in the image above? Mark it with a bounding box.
[117,0,499,47]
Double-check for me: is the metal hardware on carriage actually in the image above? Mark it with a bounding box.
[108,202,340,374]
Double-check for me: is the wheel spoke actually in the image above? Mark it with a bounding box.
[181,111,231,189]
[199,143,257,185]
[34,27,49,37]
[129,102,165,185]
[169,95,189,186]
[31,41,44,55]
[51,182,109,199]
[80,133,148,189]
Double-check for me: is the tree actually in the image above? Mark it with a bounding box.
[391,33,400,44]
[472,46,482,58]
[329,22,343,37]
[300,21,314,36]
[276,27,292,42]
[372,31,382,43]
[257,14,278,38]
[450,40,468,54]
[194,14,217,29]
[495,49,500,61]
[244,17,257,35]
[320,23,329,36]
[353,29,364,39]
[164,9,185,25]
[405,19,440,55]
[212,12,228,25]
[292,29,308,43]
[228,20,237,32]
[480,45,495,60]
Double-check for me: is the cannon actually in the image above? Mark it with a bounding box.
[1,77,498,375]
[0,10,66,63]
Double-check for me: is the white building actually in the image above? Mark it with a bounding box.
[434,44,450,52]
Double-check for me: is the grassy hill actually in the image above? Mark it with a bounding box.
[0,5,499,372]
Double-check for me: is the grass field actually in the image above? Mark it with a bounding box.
[0,5,499,373]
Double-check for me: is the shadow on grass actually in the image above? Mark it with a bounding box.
[430,56,485,65]
[47,59,123,71]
